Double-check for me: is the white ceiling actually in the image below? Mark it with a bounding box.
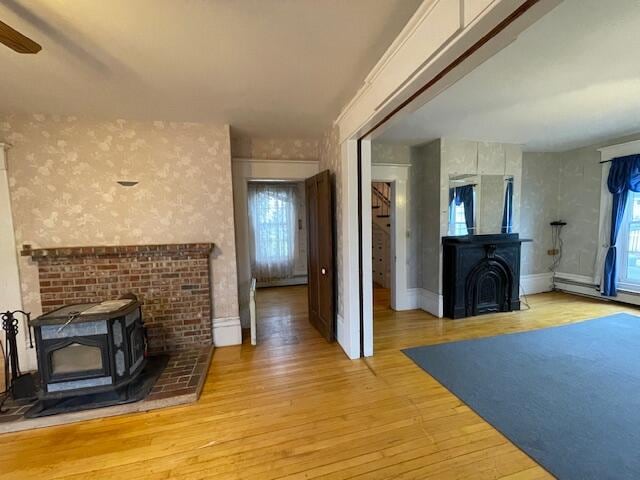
[0,0,422,138]
[377,0,640,152]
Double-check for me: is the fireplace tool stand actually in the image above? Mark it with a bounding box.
[1,310,36,411]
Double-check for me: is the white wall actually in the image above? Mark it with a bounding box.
[0,144,34,370]
[232,158,319,326]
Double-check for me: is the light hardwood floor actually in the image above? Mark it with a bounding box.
[2,286,639,479]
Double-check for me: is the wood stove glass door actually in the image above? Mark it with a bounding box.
[51,342,103,375]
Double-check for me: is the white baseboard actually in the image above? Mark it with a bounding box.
[520,272,554,295]
[396,288,420,310]
[397,288,443,317]
[336,313,359,360]
[257,276,308,288]
[212,316,242,346]
[554,272,595,285]
[420,289,443,318]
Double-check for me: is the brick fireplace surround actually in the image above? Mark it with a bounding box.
[22,243,214,354]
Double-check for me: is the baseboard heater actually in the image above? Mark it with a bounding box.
[256,275,308,288]
[554,275,640,306]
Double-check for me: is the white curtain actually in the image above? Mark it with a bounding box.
[594,162,612,288]
[248,182,297,282]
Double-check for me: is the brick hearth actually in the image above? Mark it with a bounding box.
[23,243,213,353]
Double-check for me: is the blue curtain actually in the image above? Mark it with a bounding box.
[501,179,513,234]
[458,185,475,233]
[602,154,640,296]
[449,185,475,234]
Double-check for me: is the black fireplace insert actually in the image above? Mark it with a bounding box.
[442,233,525,319]
[30,298,147,399]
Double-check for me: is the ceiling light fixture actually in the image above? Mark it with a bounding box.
[117,181,139,187]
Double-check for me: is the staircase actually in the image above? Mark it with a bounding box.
[372,182,391,288]
[371,182,391,230]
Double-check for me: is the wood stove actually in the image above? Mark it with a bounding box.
[31,298,146,399]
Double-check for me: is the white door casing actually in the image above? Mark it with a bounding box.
[372,163,410,311]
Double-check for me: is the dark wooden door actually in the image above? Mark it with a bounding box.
[305,170,335,341]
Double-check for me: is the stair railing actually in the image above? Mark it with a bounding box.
[371,183,390,218]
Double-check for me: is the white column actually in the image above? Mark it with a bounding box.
[360,140,373,357]
[0,143,35,371]
[338,140,361,359]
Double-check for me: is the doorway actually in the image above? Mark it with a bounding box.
[246,180,309,345]
[371,181,392,309]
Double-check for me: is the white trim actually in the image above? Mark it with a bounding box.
[395,287,443,317]
[336,0,462,141]
[335,0,559,142]
[256,275,307,288]
[371,163,410,313]
[554,272,596,285]
[372,162,412,168]
[617,281,640,294]
[361,140,373,357]
[597,139,640,159]
[212,316,242,347]
[520,272,554,295]
[232,158,319,165]
[419,289,444,318]
[333,0,444,126]
[336,314,357,359]
[339,140,361,360]
[397,287,421,310]
[249,279,256,346]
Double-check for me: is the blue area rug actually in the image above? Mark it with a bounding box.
[403,313,640,480]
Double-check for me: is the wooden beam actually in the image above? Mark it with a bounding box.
[0,20,41,54]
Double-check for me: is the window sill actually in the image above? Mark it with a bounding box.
[617,283,640,296]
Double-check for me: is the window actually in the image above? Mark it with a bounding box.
[449,200,469,236]
[618,191,640,289]
[247,182,297,281]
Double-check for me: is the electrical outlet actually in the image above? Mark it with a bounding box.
[547,248,559,256]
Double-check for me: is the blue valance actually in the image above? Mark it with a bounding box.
[602,154,640,296]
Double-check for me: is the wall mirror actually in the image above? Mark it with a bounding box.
[448,174,514,236]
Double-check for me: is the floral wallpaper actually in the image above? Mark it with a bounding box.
[1,114,239,322]
[478,175,507,234]
[555,147,602,278]
[319,125,343,317]
[420,140,443,294]
[231,136,319,160]
[372,143,411,164]
[520,153,559,276]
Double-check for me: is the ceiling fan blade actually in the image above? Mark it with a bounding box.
[0,20,41,54]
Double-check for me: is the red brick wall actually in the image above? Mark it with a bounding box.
[24,244,213,353]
